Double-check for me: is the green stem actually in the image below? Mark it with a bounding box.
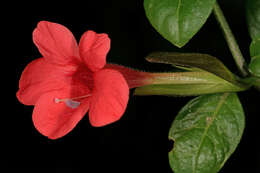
[213,1,248,77]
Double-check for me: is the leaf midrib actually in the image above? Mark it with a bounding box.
[176,0,181,43]
[192,93,229,173]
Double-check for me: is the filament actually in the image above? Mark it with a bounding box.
[55,94,91,103]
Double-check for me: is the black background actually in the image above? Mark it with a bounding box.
[7,0,259,172]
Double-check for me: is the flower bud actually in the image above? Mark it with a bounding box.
[249,56,260,77]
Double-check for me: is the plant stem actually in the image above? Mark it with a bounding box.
[213,1,248,77]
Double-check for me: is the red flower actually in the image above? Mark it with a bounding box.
[17,21,130,139]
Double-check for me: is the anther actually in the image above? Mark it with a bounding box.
[65,99,81,109]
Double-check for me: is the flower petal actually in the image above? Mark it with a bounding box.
[32,89,90,139]
[33,21,80,65]
[89,69,129,127]
[17,58,72,105]
[79,31,110,72]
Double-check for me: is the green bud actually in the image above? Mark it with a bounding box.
[249,37,260,77]
[249,56,260,77]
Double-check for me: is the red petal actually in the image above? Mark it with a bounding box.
[89,69,129,127]
[32,89,90,139]
[79,31,110,72]
[17,58,73,105]
[33,21,80,65]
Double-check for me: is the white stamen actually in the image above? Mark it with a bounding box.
[54,94,91,109]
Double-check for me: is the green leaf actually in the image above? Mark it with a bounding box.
[246,0,260,40]
[250,37,260,57]
[134,52,249,96]
[249,38,260,77]
[246,0,260,79]
[146,52,235,82]
[168,93,245,173]
[144,0,216,47]
[249,55,260,77]
[242,76,260,90]
[145,52,247,87]
[134,82,243,96]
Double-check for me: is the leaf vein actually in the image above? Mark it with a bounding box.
[192,93,229,173]
[176,0,181,42]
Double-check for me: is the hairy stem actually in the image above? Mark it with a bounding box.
[213,1,248,77]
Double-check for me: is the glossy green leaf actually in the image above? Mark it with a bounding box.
[144,0,216,47]
[246,0,260,40]
[168,93,245,173]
